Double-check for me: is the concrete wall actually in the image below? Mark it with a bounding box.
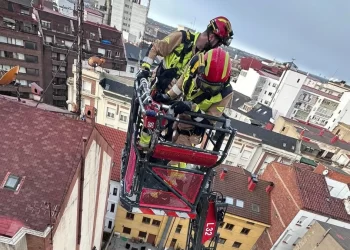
[233,69,260,98]
[111,0,124,30]
[129,2,147,39]
[104,180,120,232]
[294,222,343,250]
[333,123,350,143]
[53,180,78,250]
[0,236,27,250]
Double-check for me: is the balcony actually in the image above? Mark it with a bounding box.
[52,71,67,79]
[53,84,67,90]
[294,102,312,112]
[52,59,67,67]
[51,46,68,54]
[52,95,66,101]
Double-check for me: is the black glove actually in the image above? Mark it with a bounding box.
[171,101,192,115]
[136,69,150,81]
[154,92,171,103]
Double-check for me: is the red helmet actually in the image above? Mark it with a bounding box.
[199,47,232,84]
[207,16,234,46]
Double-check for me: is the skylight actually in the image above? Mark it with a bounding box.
[4,175,20,190]
[263,111,267,115]
[225,197,234,205]
[236,199,244,208]
[235,98,240,102]
[256,109,262,113]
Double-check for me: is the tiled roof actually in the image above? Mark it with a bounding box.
[0,98,93,234]
[95,125,126,182]
[212,165,271,225]
[270,162,350,223]
[314,164,350,184]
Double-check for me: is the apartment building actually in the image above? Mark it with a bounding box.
[111,0,149,40]
[0,0,43,96]
[234,68,280,106]
[271,70,350,130]
[333,122,350,143]
[273,116,350,167]
[114,166,272,250]
[219,118,300,175]
[255,162,350,250]
[0,96,114,250]
[67,63,133,131]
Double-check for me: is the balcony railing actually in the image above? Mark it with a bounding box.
[52,71,67,79]
[52,59,67,67]
[52,95,66,101]
[53,84,67,90]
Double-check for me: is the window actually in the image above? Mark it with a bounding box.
[252,204,260,212]
[41,20,51,29]
[224,223,234,230]
[18,67,26,73]
[232,242,242,248]
[283,234,291,243]
[247,221,255,225]
[82,81,92,93]
[90,32,96,39]
[59,54,66,60]
[110,203,115,213]
[142,217,151,224]
[115,51,121,57]
[130,66,135,73]
[264,91,267,94]
[152,220,161,227]
[107,220,113,229]
[296,216,307,226]
[119,112,128,122]
[106,50,112,58]
[224,196,234,205]
[175,225,182,233]
[45,36,53,43]
[64,25,70,33]
[123,227,131,234]
[4,175,20,190]
[218,238,226,244]
[107,107,116,119]
[241,150,251,160]
[268,92,272,96]
[25,54,38,63]
[307,219,316,228]
[327,185,334,192]
[272,83,277,87]
[64,40,73,47]
[219,222,225,228]
[236,199,244,208]
[112,187,118,196]
[98,48,106,55]
[138,231,147,238]
[20,7,30,15]
[26,68,39,76]
[293,237,301,246]
[240,228,250,235]
[170,238,177,246]
[24,41,36,50]
[281,126,286,132]
[125,212,134,220]
[19,79,28,86]
[297,79,300,83]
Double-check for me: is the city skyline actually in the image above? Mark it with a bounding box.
[148,0,350,82]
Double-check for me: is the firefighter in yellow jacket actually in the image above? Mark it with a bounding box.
[156,47,233,167]
[138,16,233,147]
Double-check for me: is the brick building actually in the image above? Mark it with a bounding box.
[0,96,114,250]
[254,162,350,250]
[0,0,43,96]
[0,0,127,107]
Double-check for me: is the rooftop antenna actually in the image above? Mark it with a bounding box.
[75,0,84,116]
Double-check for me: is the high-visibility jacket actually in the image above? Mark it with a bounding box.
[143,30,200,78]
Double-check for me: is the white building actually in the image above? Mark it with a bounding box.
[67,62,134,131]
[0,96,114,250]
[234,68,280,106]
[270,70,350,130]
[111,0,150,39]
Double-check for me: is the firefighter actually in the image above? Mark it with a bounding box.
[156,47,233,167]
[138,17,233,148]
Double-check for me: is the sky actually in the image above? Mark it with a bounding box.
[148,0,350,82]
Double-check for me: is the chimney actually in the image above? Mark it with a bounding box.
[266,182,274,193]
[330,135,339,144]
[219,168,228,180]
[319,129,325,136]
[31,82,43,102]
[248,174,258,192]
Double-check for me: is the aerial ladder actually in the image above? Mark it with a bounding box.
[119,76,236,250]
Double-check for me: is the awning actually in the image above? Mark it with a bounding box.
[300,157,317,167]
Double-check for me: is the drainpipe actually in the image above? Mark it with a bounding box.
[77,137,87,244]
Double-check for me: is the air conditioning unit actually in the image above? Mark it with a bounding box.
[114,232,120,238]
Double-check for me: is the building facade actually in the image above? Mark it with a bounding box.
[0,96,114,250]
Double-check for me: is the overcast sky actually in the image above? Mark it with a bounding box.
[148,0,350,81]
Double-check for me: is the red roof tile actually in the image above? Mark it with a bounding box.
[213,165,271,225]
[314,164,350,184]
[95,125,126,182]
[0,98,93,234]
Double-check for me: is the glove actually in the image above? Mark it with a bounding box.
[154,92,171,103]
[136,69,150,81]
[171,101,192,115]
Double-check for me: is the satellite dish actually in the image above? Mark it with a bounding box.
[0,66,19,85]
[88,56,105,68]
[323,169,329,176]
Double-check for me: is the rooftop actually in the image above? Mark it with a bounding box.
[213,165,271,225]
[124,43,161,64]
[314,164,350,184]
[0,97,93,235]
[99,78,134,99]
[268,162,350,223]
[301,85,341,101]
[226,118,298,153]
[283,117,350,151]
[317,221,350,249]
[95,125,126,182]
